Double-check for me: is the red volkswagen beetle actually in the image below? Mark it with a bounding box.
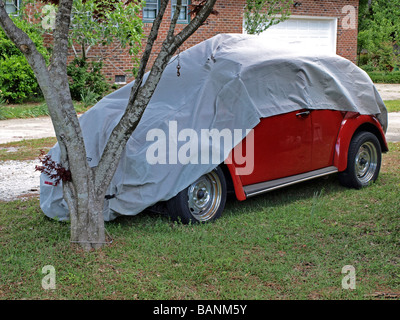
[166,110,388,224]
[39,34,389,224]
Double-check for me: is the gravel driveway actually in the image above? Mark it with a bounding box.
[1,84,400,202]
[0,160,41,201]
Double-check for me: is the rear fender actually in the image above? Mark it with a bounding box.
[223,161,247,201]
[334,113,388,172]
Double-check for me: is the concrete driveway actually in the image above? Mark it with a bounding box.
[0,116,55,144]
[387,112,400,142]
[374,84,400,101]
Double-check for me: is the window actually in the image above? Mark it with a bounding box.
[115,75,126,84]
[142,0,190,23]
[171,0,190,23]
[143,0,159,21]
[5,0,19,15]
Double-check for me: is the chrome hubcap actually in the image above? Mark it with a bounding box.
[187,171,222,222]
[355,141,378,184]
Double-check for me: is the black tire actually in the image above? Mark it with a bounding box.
[338,131,382,189]
[166,167,227,224]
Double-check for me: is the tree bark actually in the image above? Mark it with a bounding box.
[64,173,106,251]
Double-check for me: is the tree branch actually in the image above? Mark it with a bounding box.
[1,0,91,205]
[0,0,67,133]
[0,1,48,83]
[50,0,73,92]
[167,0,182,40]
[127,0,169,106]
[93,0,217,192]
[172,0,217,49]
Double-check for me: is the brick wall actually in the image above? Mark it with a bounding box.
[38,0,359,84]
[103,0,359,84]
[97,0,246,84]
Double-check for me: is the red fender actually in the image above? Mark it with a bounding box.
[333,113,388,172]
[224,160,247,201]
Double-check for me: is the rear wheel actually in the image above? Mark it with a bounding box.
[166,167,227,224]
[339,131,382,189]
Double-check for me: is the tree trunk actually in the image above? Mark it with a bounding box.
[64,172,106,251]
[71,197,106,251]
[0,0,218,251]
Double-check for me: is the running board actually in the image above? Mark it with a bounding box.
[244,166,338,198]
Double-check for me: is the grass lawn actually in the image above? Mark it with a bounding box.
[384,100,400,113]
[0,139,399,300]
[0,100,90,120]
[0,137,57,161]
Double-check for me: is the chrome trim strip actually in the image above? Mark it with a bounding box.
[244,166,338,198]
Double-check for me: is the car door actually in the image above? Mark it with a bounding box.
[237,109,313,186]
[310,110,345,170]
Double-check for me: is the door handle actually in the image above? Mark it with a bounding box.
[296,110,311,118]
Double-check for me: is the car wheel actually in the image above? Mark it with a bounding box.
[166,167,227,224]
[339,131,382,189]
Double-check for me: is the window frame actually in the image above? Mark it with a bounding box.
[5,0,20,16]
[142,0,191,24]
[142,0,160,23]
[171,0,190,24]
[114,74,127,85]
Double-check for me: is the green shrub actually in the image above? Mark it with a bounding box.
[0,55,41,103]
[0,18,49,103]
[80,88,100,108]
[365,71,400,84]
[67,58,110,102]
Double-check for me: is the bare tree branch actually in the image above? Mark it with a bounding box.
[50,0,73,75]
[94,0,217,192]
[127,0,170,106]
[167,0,182,40]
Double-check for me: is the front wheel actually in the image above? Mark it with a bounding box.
[166,167,227,224]
[339,131,382,189]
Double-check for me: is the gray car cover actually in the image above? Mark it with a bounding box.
[40,33,388,221]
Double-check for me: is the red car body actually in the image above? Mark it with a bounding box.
[225,110,388,202]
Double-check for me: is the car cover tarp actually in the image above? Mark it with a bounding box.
[40,34,388,221]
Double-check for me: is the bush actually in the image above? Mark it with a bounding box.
[365,71,400,84]
[0,55,41,103]
[0,18,49,103]
[67,58,110,102]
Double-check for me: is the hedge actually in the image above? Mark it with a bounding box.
[0,18,49,103]
[365,71,400,84]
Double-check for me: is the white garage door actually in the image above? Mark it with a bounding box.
[245,16,338,54]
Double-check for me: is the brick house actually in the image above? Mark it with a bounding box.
[115,0,359,85]
[6,0,359,85]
